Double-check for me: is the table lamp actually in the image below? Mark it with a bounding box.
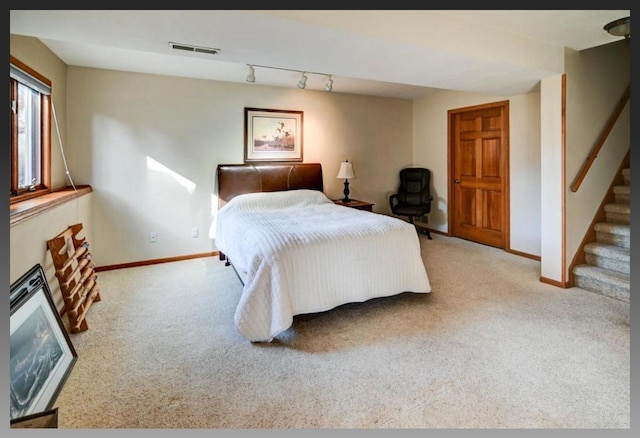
[336,160,356,202]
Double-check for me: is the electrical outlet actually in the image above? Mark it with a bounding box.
[149,231,157,243]
[191,227,199,238]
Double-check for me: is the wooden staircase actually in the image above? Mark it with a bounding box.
[573,168,630,302]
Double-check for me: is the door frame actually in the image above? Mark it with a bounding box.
[447,100,510,250]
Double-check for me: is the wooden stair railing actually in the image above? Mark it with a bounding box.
[570,84,630,192]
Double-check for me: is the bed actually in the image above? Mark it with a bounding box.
[213,163,431,342]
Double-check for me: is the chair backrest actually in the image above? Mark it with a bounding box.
[397,168,431,206]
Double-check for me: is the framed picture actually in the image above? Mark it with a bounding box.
[10,264,77,421]
[10,407,59,428]
[244,107,303,162]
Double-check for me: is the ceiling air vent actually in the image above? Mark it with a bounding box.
[169,42,220,55]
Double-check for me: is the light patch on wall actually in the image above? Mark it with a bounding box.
[208,194,218,239]
[146,156,196,193]
[210,194,218,217]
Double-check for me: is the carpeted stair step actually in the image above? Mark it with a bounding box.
[573,264,630,303]
[584,242,630,274]
[622,168,630,185]
[605,202,630,225]
[595,222,631,248]
[614,185,630,203]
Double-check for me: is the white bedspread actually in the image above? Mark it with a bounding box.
[214,189,431,342]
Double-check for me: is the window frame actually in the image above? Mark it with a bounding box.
[10,55,52,204]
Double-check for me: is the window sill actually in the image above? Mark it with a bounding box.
[10,185,93,227]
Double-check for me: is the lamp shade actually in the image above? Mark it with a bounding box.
[336,161,356,179]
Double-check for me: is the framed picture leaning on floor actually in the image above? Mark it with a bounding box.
[10,264,77,421]
[10,407,58,428]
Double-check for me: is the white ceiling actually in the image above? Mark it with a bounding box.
[9,10,630,100]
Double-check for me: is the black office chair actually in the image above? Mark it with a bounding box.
[389,168,433,239]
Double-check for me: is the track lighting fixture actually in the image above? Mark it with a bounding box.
[297,72,308,89]
[324,75,333,92]
[244,64,334,92]
[246,65,255,83]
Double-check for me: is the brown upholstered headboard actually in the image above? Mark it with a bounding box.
[217,163,323,208]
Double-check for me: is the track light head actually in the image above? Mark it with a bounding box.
[297,72,307,89]
[324,75,333,92]
[246,65,255,83]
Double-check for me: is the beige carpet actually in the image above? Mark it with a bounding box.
[55,234,630,429]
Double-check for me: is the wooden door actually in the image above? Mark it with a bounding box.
[449,101,509,249]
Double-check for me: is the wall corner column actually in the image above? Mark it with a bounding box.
[539,74,566,286]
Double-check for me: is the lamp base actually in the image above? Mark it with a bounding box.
[342,180,352,203]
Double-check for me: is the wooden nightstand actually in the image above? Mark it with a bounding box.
[332,199,374,212]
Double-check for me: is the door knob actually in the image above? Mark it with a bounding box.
[454,179,461,183]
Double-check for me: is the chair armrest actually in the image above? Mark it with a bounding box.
[389,194,399,209]
[424,196,433,213]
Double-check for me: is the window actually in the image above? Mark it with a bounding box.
[10,56,51,203]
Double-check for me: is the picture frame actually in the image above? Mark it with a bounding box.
[10,264,77,421]
[244,107,303,162]
[10,407,59,428]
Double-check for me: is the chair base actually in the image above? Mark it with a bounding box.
[407,216,432,240]
[417,226,432,240]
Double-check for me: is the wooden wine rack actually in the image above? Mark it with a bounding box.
[47,223,101,333]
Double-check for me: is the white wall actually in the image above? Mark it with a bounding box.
[11,34,627,284]
[399,39,629,271]
[10,195,93,314]
[65,67,414,266]
[412,89,542,257]
[509,92,542,256]
[9,35,86,314]
[540,75,565,283]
